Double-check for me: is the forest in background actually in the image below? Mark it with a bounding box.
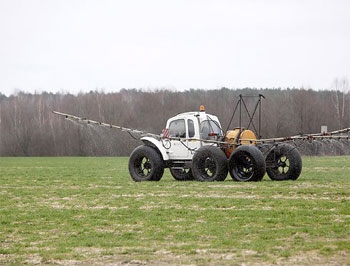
[0,87,349,156]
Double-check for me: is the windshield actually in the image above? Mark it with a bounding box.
[200,120,222,139]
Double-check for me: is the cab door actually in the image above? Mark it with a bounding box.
[186,118,201,156]
[167,118,201,159]
[168,118,189,159]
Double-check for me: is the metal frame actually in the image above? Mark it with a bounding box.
[225,94,265,140]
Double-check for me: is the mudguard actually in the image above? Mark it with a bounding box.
[141,136,170,161]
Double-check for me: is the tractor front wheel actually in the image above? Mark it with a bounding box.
[266,143,302,181]
[228,145,266,182]
[191,146,228,181]
[128,145,164,181]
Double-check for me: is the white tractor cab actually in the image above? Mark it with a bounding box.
[157,105,222,160]
[128,102,302,182]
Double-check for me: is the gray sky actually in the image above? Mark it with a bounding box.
[0,0,349,96]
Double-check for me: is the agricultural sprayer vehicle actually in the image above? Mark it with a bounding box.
[53,95,350,182]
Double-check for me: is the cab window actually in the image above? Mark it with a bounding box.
[188,119,195,138]
[169,119,186,138]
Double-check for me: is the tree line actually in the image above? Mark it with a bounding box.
[0,87,349,156]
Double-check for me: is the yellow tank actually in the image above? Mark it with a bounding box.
[224,128,257,158]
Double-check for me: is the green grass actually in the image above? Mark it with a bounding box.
[0,156,349,265]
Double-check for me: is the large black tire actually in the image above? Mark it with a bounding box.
[266,143,302,181]
[128,145,164,182]
[191,146,228,182]
[228,145,266,182]
[170,168,194,181]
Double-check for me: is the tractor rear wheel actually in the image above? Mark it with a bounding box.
[128,145,164,181]
[228,145,266,182]
[191,146,228,181]
[170,167,194,181]
[266,143,302,181]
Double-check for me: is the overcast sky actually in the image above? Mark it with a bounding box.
[0,0,349,96]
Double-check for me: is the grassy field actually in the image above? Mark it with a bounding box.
[0,156,349,265]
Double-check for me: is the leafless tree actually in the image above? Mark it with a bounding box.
[0,87,349,156]
[332,77,349,129]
